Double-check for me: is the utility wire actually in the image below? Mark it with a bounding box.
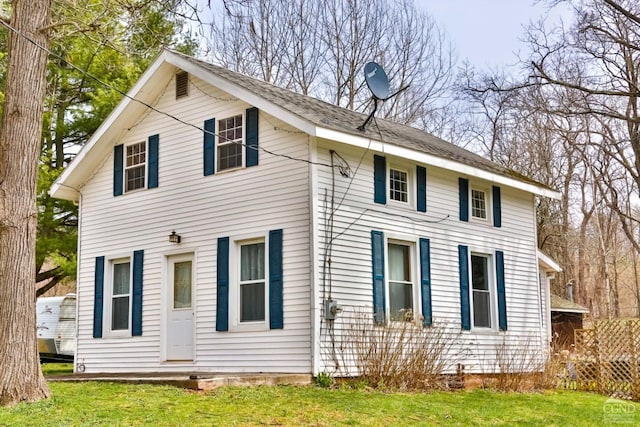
[0,18,334,169]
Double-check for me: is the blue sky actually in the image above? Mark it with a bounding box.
[418,0,572,70]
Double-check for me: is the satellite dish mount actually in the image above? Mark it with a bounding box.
[357,62,409,132]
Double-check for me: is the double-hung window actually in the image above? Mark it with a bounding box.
[239,240,266,323]
[125,142,146,192]
[471,253,493,328]
[110,259,131,332]
[388,241,414,321]
[389,168,409,203]
[218,115,243,171]
[471,188,487,220]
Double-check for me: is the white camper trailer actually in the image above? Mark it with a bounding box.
[36,294,76,362]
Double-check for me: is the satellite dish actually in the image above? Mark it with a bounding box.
[364,62,390,100]
[358,61,410,131]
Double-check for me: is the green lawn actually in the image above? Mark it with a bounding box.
[0,378,634,426]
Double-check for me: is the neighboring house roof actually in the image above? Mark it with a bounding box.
[550,294,589,314]
[51,49,561,201]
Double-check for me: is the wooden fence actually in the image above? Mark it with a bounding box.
[563,320,640,400]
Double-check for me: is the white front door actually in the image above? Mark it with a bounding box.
[166,254,195,361]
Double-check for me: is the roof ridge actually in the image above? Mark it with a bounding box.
[167,49,557,195]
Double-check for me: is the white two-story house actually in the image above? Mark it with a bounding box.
[51,50,560,375]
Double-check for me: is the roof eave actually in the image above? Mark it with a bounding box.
[50,50,175,201]
[316,126,561,199]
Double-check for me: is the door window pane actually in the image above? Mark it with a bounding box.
[173,261,192,309]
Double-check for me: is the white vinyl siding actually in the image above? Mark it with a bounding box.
[314,141,544,374]
[75,74,311,374]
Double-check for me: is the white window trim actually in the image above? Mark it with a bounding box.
[124,140,147,193]
[469,251,497,331]
[469,185,491,224]
[384,234,420,324]
[387,164,412,207]
[228,232,270,332]
[216,112,245,174]
[104,255,133,338]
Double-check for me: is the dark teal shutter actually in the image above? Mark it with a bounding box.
[93,256,105,338]
[216,237,229,331]
[371,230,386,324]
[492,185,502,228]
[496,250,507,331]
[458,245,471,330]
[459,178,469,222]
[132,250,144,336]
[269,229,284,329]
[113,145,123,196]
[203,118,215,176]
[419,238,432,326]
[417,166,427,212]
[246,107,259,167]
[373,155,386,204]
[147,134,159,189]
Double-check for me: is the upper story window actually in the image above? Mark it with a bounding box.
[218,115,243,171]
[125,142,146,192]
[471,188,487,220]
[389,168,408,203]
[471,253,493,328]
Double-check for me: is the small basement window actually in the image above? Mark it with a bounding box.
[176,71,189,99]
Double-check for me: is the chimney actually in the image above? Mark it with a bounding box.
[566,281,574,302]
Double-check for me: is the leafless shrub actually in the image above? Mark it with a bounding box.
[490,335,546,392]
[336,311,463,391]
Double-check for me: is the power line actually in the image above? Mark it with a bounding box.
[0,18,333,169]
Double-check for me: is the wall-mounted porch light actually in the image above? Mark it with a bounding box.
[169,231,182,244]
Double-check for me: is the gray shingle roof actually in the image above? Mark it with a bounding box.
[178,52,551,191]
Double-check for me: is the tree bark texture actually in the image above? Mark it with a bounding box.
[0,0,52,406]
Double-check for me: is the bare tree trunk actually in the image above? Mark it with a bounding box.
[0,0,52,406]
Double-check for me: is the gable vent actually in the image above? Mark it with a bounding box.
[175,71,189,98]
